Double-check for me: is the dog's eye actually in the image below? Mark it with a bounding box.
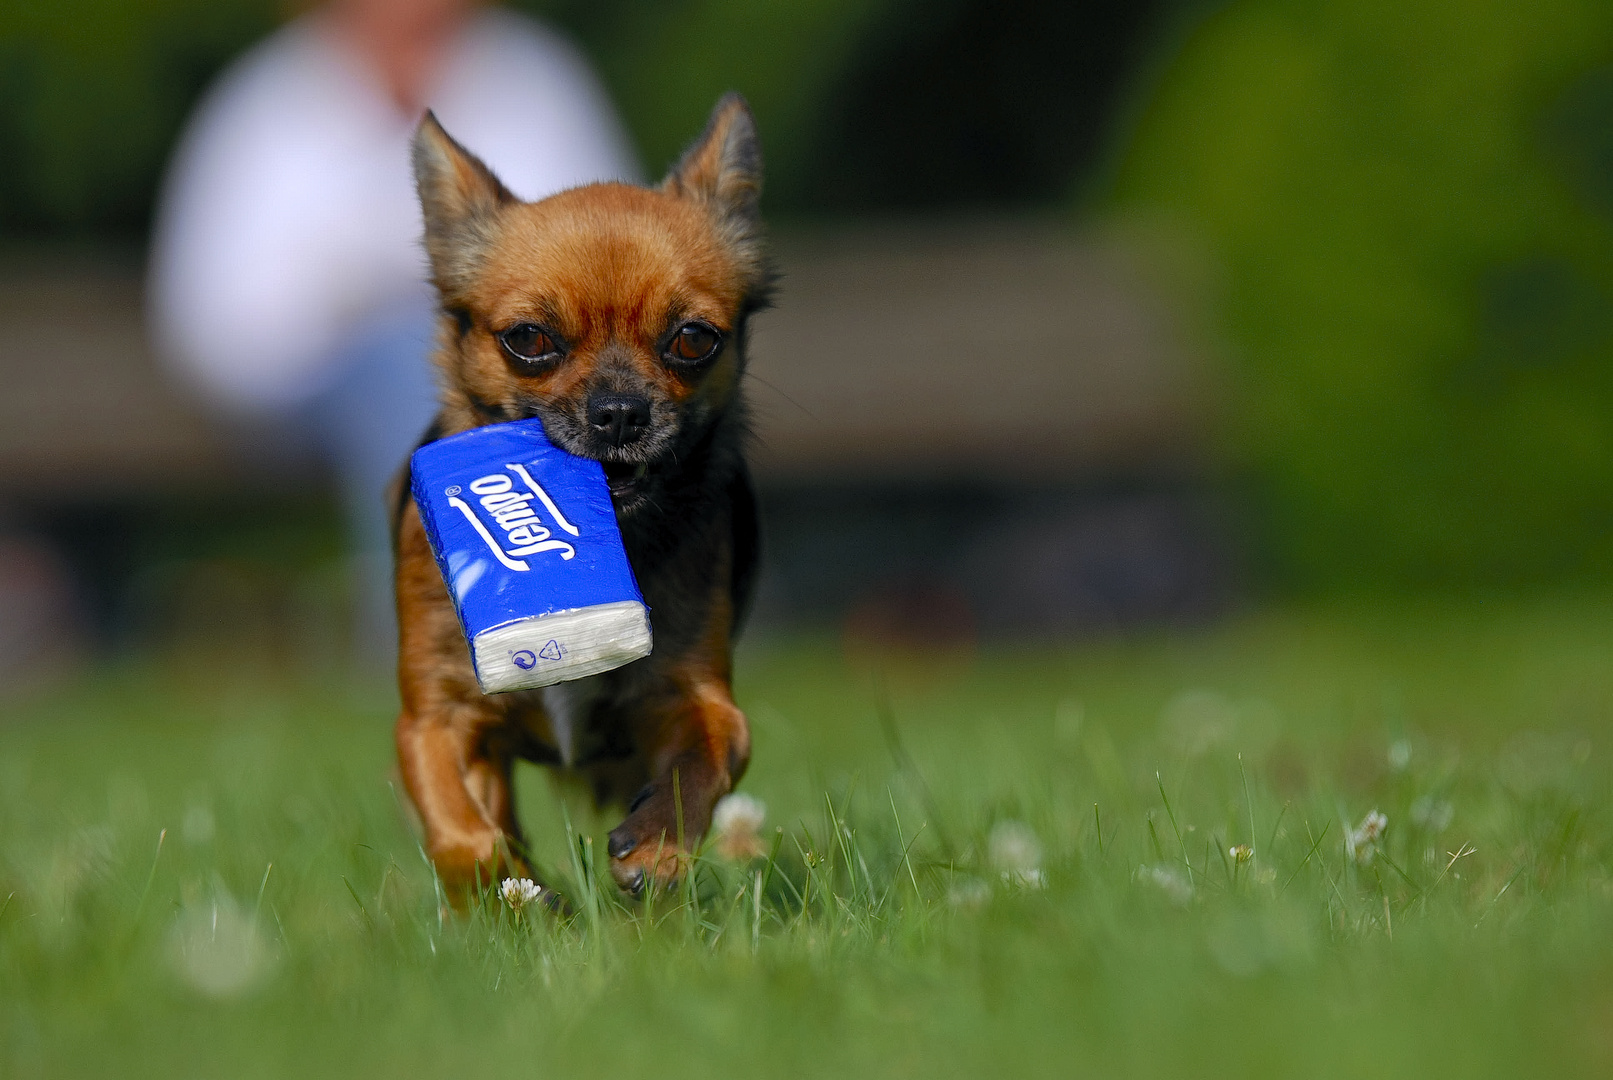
[667,322,722,365]
[498,323,562,366]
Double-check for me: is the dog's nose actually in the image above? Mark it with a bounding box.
[587,393,652,447]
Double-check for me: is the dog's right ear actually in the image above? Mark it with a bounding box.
[663,94,768,294]
[662,94,762,224]
[413,111,514,296]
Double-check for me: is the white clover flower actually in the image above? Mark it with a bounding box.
[1410,795,1454,833]
[1138,864,1193,906]
[988,820,1044,888]
[1345,810,1388,864]
[167,893,273,998]
[711,793,767,861]
[1229,844,1254,864]
[947,877,991,909]
[500,877,543,911]
[1357,810,1387,843]
[181,802,216,846]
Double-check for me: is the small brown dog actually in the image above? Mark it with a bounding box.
[392,95,768,899]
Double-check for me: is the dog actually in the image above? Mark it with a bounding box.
[392,94,769,899]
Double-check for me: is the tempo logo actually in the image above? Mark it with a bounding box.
[447,464,580,571]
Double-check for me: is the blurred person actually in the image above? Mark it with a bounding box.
[148,0,638,663]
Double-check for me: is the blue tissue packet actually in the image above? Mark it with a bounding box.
[410,419,652,693]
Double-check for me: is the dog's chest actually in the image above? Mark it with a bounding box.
[539,677,606,767]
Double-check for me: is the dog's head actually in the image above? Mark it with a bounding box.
[413,94,768,511]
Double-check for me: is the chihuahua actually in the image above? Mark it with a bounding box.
[392,94,769,898]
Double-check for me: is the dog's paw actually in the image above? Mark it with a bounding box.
[606,816,686,895]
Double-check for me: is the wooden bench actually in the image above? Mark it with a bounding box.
[0,225,1223,642]
[0,223,1208,498]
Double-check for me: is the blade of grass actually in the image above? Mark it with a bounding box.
[414,841,446,933]
[342,876,374,930]
[1305,821,1353,920]
[373,862,393,915]
[773,835,807,913]
[760,826,785,900]
[1474,865,1526,928]
[1422,841,1477,913]
[672,770,701,929]
[1280,821,1331,897]
[560,802,601,941]
[1375,850,1424,900]
[884,788,924,909]
[1238,754,1258,872]
[752,868,763,952]
[877,823,930,913]
[1146,814,1165,863]
[131,827,167,926]
[1156,772,1194,888]
[1265,801,1290,856]
[792,827,828,923]
[253,862,273,923]
[826,788,869,904]
[876,697,952,856]
[1213,834,1232,885]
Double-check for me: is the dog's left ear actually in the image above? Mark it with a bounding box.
[663,93,763,239]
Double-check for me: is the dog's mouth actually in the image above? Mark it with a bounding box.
[601,460,651,497]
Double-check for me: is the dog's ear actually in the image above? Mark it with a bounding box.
[413,111,514,296]
[663,94,767,294]
[663,93,763,233]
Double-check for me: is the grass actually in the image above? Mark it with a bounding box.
[4,596,1613,1077]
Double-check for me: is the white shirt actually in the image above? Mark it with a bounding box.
[148,8,638,412]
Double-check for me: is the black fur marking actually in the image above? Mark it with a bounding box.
[389,415,447,550]
[728,466,761,635]
[463,389,513,423]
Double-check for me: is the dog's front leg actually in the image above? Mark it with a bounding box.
[396,704,526,900]
[395,497,528,902]
[606,678,751,893]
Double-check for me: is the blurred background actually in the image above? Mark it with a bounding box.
[1,0,1611,691]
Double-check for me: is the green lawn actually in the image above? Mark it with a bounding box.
[4,597,1612,1078]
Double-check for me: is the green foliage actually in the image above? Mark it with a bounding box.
[0,0,1146,233]
[0,0,278,235]
[0,0,902,235]
[1113,0,1613,587]
[531,0,897,206]
[4,602,1613,1076]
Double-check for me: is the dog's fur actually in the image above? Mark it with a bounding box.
[392,95,769,898]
